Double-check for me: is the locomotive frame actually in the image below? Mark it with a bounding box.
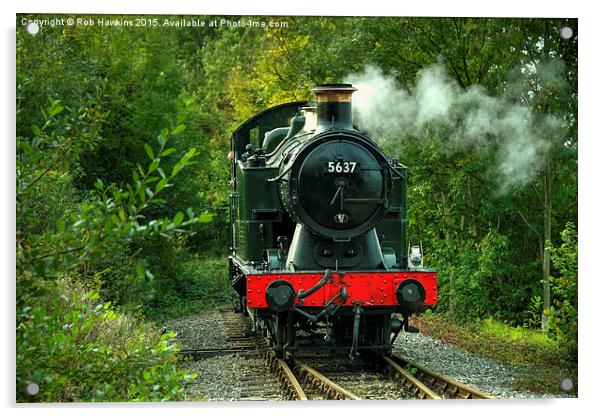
[228,85,437,358]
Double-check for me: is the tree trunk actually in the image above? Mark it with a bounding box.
[541,159,552,333]
[541,20,552,334]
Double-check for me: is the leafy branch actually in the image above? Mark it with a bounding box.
[16,104,206,301]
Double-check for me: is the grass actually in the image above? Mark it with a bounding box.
[413,312,577,395]
[511,366,577,395]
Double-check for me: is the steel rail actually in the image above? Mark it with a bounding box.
[258,337,308,401]
[296,363,362,400]
[274,358,308,401]
[391,354,497,399]
[383,356,442,399]
[178,347,255,357]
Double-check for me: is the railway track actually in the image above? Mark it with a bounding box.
[291,352,495,400]
[257,336,307,400]
[177,309,496,401]
[293,353,408,400]
[385,354,497,399]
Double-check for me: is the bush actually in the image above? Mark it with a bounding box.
[432,229,537,325]
[16,102,203,402]
[16,279,196,402]
[546,222,578,364]
[84,239,146,310]
[144,254,237,322]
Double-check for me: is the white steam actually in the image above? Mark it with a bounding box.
[348,63,566,192]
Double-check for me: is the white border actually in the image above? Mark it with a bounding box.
[9,0,583,17]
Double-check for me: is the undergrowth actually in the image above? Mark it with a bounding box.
[144,255,237,322]
[17,279,196,402]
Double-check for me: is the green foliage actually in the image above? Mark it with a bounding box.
[527,295,543,328]
[17,100,198,303]
[17,14,229,324]
[145,255,237,322]
[17,279,196,402]
[16,90,202,401]
[546,222,578,363]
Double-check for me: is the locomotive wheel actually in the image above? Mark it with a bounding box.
[261,312,294,358]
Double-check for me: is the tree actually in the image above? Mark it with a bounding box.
[509,19,577,332]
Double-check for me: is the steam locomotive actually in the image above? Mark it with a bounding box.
[228,84,437,358]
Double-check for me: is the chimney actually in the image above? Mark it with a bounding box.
[311,84,357,133]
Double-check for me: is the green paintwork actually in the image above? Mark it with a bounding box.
[234,163,280,261]
[376,163,407,265]
[230,102,409,268]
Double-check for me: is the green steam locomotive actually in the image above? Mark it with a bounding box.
[228,84,437,358]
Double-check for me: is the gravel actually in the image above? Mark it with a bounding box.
[164,309,227,350]
[183,353,284,401]
[165,307,286,401]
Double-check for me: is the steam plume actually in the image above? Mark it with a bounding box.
[348,63,566,192]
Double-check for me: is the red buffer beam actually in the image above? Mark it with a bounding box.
[246,271,437,309]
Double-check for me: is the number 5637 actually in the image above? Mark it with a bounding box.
[327,161,357,173]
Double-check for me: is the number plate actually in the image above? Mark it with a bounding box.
[324,161,360,174]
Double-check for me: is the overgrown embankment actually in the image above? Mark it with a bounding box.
[414,312,577,394]
[17,279,197,402]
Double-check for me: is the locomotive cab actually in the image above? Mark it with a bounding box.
[228,84,437,358]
